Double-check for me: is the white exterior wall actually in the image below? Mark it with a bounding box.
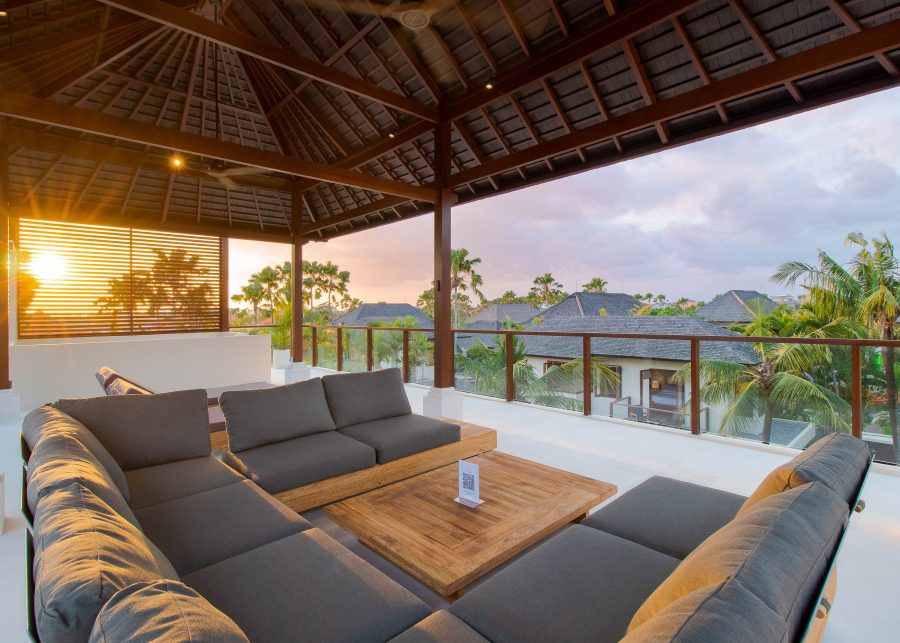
[11,332,272,410]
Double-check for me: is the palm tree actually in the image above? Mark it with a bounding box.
[231,282,265,325]
[774,232,900,457]
[318,261,350,311]
[252,266,282,318]
[530,273,563,307]
[450,249,484,327]
[583,277,608,293]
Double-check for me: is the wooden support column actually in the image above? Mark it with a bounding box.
[0,118,11,389]
[219,237,229,331]
[433,120,454,389]
[290,180,305,363]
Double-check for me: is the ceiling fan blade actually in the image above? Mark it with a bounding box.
[217,166,263,177]
[217,176,240,191]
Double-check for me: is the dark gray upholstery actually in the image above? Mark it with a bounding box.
[27,432,140,529]
[222,431,375,494]
[391,612,489,643]
[338,414,461,463]
[125,456,243,510]
[628,482,847,641]
[183,529,431,643]
[89,580,250,643]
[135,480,312,575]
[23,406,129,499]
[581,476,747,559]
[33,482,172,643]
[741,431,870,512]
[206,381,275,405]
[322,368,412,428]
[54,389,211,470]
[450,525,680,643]
[220,379,336,452]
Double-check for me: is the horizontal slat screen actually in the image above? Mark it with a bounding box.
[17,218,223,339]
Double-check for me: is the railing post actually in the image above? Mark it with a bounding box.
[582,335,592,416]
[311,326,318,367]
[851,344,862,439]
[505,333,515,402]
[402,330,410,382]
[336,328,343,371]
[366,328,373,371]
[690,338,701,434]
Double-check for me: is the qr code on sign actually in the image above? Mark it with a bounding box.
[462,473,475,492]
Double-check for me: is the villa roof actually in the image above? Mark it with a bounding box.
[332,303,430,327]
[468,304,540,325]
[3,1,899,242]
[539,292,641,319]
[696,290,779,324]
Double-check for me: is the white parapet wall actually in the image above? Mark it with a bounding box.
[12,332,272,411]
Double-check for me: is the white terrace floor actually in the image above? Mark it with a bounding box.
[2,379,899,642]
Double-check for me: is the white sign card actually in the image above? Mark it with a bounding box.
[456,459,483,508]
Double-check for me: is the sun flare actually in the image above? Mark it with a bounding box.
[27,253,67,283]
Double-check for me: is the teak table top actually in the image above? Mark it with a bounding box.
[325,450,617,598]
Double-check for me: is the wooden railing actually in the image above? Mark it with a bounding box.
[291,324,900,440]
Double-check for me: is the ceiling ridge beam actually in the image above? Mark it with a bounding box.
[443,0,705,121]
[448,18,900,187]
[96,0,439,122]
[0,91,435,201]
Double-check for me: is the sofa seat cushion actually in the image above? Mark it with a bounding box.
[322,368,412,428]
[450,525,680,643]
[33,483,175,643]
[338,414,461,464]
[391,612,489,643]
[740,432,870,513]
[125,456,243,509]
[183,529,431,643]
[135,480,312,575]
[581,476,747,559]
[54,389,212,470]
[27,432,139,529]
[222,431,375,494]
[220,379,336,452]
[628,482,847,641]
[90,580,250,643]
[23,406,129,500]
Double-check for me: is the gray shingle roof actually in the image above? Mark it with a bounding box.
[695,290,779,324]
[468,316,760,364]
[332,304,430,327]
[469,304,539,324]
[538,292,641,319]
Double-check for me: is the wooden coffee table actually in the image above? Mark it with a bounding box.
[325,450,617,598]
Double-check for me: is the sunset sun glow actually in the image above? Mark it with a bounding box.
[27,253,67,283]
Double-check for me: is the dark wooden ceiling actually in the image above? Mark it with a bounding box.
[1,0,899,243]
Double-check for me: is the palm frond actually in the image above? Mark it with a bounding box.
[719,381,766,436]
[770,372,850,431]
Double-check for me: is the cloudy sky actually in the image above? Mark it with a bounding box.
[230,86,900,305]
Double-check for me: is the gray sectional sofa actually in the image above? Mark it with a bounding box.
[22,375,871,642]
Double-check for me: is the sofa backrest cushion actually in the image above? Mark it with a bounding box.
[322,368,412,428]
[33,483,176,643]
[89,579,250,643]
[740,432,869,513]
[628,482,847,642]
[220,379,336,452]
[23,406,129,500]
[54,389,211,470]
[27,432,139,530]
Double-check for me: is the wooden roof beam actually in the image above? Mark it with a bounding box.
[621,38,669,143]
[0,91,435,201]
[448,18,900,187]
[822,0,899,78]
[298,195,411,235]
[96,0,439,122]
[443,0,705,120]
[671,15,729,123]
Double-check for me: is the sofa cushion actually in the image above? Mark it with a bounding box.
[338,414,461,464]
[23,406,129,500]
[450,525,680,643]
[391,612,489,643]
[220,379,336,452]
[206,381,275,405]
[27,432,139,529]
[54,389,211,470]
[621,581,786,643]
[581,476,747,559]
[183,529,431,643]
[33,483,175,643]
[222,431,375,494]
[740,431,869,513]
[135,480,312,575]
[89,580,249,643]
[125,456,244,510]
[628,482,847,641]
[322,368,412,428]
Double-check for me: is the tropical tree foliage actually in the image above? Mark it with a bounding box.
[582,277,609,293]
[529,273,565,307]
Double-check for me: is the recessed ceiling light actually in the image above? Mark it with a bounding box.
[485,82,494,90]
[388,132,396,139]
[0,11,8,17]
[169,154,185,169]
